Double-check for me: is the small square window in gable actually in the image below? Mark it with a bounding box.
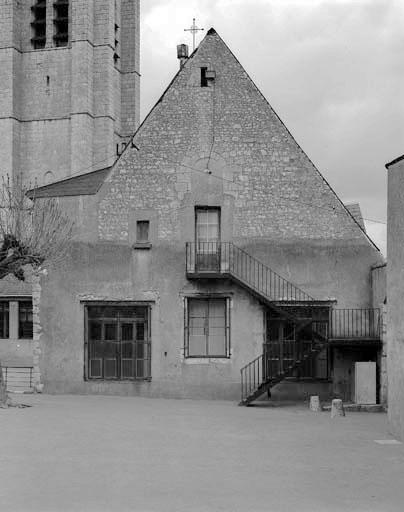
[137,221,149,243]
[133,220,152,249]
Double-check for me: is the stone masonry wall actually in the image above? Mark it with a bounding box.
[98,30,376,246]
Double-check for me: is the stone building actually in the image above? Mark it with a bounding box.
[0,0,140,186]
[0,0,140,391]
[386,154,404,440]
[28,29,384,402]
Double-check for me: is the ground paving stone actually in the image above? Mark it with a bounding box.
[1,395,403,512]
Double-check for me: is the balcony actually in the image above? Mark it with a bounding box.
[329,308,381,344]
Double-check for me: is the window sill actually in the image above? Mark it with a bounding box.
[184,357,230,365]
[132,242,152,250]
[0,337,33,342]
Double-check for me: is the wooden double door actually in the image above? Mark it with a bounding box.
[86,305,151,380]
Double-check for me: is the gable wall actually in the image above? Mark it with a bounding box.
[98,32,373,245]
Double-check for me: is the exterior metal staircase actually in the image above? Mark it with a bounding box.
[185,242,381,405]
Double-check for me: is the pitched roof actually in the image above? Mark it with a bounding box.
[26,166,112,199]
[385,154,404,169]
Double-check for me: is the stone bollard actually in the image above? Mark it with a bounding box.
[331,398,345,418]
[309,395,321,412]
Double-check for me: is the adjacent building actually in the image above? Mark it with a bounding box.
[386,154,404,440]
[27,29,384,402]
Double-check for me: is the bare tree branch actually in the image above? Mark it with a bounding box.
[0,176,74,281]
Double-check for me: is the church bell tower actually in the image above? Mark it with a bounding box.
[0,0,140,185]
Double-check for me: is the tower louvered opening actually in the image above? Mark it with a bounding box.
[31,1,47,50]
[53,0,69,47]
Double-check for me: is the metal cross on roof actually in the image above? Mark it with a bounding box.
[184,18,204,51]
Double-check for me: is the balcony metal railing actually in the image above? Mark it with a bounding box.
[186,242,314,302]
[330,308,381,340]
[240,338,325,403]
[240,354,264,403]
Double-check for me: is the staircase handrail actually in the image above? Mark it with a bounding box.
[186,241,315,302]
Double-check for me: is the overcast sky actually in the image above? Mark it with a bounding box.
[140,0,404,255]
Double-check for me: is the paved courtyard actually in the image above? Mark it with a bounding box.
[1,395,404,512]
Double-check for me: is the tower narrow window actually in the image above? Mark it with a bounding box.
[53,0,69,47]
[31,1,47,50]
[114,23,120,66]
[114,1,120,66]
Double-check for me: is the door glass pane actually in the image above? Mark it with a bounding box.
[104,358,117,378]
[121,342,133,358]
[90,340,104,358]
[89,321,102,340]
[121,323,133,341]
[196,209,220,243]
[136,342,144,359]
[207,225,219,240]
[267,319,282,341]
[284,323,295,341]
[197,210,208,222]
[104,323,117,340]
[90,359,102,378]
[196,225,208,240]
[208,210,218,222]
[136,360,145,378]
[314,348,328,379]
[136,322,145,341]
[121,359,134,378]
